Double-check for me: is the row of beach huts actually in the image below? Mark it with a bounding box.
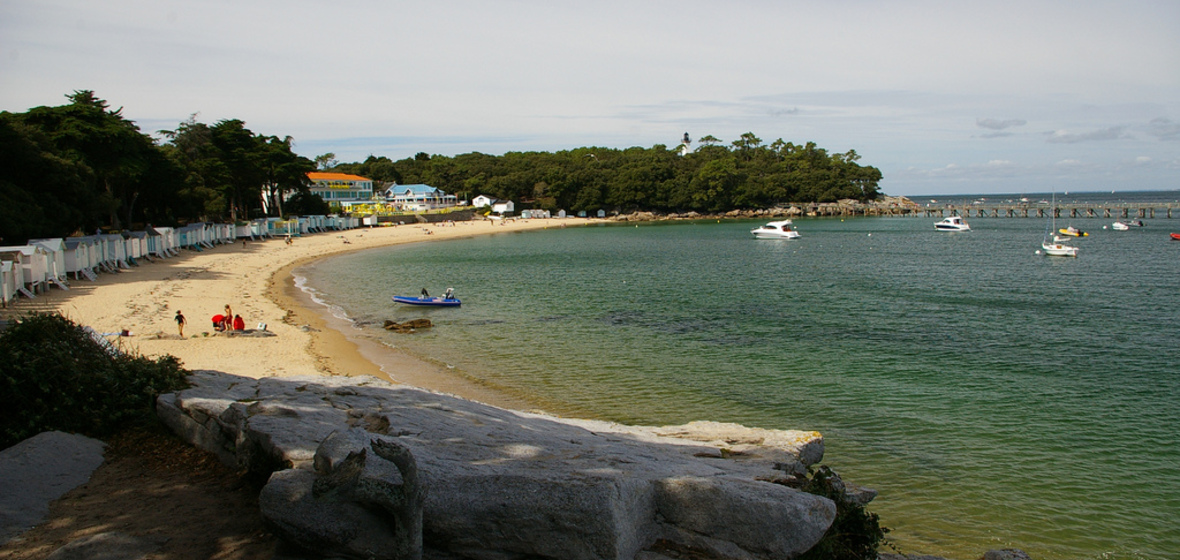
[1,215,362,308]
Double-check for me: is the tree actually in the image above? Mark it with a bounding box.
[20,91,168,230]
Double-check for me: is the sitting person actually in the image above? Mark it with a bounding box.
[232,314,245,331]
[212,314,225,331]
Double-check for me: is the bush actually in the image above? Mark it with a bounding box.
[0,313,190,450]
[793,465,889,560]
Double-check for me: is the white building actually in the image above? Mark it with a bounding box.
[306,172,376,205]
[385,184,458,211]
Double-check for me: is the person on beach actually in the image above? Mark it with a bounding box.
[212,314,225,331]
[175,310,187,337]
[223,304,233,330]
[232,314,245,331]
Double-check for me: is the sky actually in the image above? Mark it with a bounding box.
[2,0,1178,197]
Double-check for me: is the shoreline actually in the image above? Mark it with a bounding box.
[0,218,597,410]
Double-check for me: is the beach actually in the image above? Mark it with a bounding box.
[1,218,592,406]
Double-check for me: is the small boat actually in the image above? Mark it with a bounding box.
[1058,226,1088,237]
[393,288,461,307]
[751,220,801,239]
[1040,191,1079,257]
[934,216,970,231]
[1170,233,1180,241]
[1111,221,1130,231]
[1041,241,1079,257]
[392,295,461,307]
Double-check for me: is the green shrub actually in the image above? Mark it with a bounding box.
[793,465,889,560]
[0,313,190,450]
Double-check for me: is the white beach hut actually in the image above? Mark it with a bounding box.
[98,233,130,269]
[122,231,148,263]
[153,227,179,256]
[1,260,19,307]
[63,237,98,280]
[28,238,70,289]
[0,245,50,296]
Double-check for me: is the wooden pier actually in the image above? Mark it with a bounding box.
[793,201,1180,219]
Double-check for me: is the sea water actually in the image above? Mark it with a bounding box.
[296,193,1180,560]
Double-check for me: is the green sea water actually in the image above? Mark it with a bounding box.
[297,210,1180,559]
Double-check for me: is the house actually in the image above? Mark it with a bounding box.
[472,195,495,208]
[306,172,376,206]
[472,195,515,216]
[385,184,458,211]
[492,200,515,216]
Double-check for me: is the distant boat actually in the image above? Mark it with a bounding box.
[1112,221,1130,231]
[1041,192,1079,257]
[934,216,970,231]
[1171,233,1180,241]
[1058,226,1088,237]
[751,220,801,239]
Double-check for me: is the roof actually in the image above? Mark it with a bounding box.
[307,172,372,182]
[388,184,442,195]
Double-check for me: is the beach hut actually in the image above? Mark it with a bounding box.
[1,260,19,306]
[98,233,130,268]
[28,238,70,289]
[153,227,179,256]
[122,231,149,263]
[64,237,99,279]
[0,245,50,296]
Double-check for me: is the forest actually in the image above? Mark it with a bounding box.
[1,91,882,245]
[331,133,881,215]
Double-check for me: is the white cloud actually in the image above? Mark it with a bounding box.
[2,0,1178,196]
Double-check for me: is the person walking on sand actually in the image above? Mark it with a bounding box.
[175,310,187,337]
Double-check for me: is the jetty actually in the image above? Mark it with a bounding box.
[788,198,1180,219]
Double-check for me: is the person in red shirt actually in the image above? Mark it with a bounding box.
[232,314,245,331]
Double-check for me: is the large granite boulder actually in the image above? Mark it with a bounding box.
[158,371,840,559]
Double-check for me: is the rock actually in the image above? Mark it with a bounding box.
[44,531,167,560]
[159,371,841,559]
[983,550,1034,560]
[384,319,432,333]
[0,431,107,545]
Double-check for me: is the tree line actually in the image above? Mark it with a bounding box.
[2,92,882,245]
[0,91,323,244]
[331,132,882,214]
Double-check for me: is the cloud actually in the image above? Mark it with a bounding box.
[976,118,1027,130]
[1045,127,1125,143]
[1147,117,1180,141]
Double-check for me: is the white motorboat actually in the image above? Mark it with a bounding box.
[934,216,970,231]
[751,220,801,239]
[1112,221,1130,231]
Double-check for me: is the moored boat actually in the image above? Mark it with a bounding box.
[934,216,970,231]
[1041,241,1079,257]
[393,287,461,307]
[1111,221,1130,231]
[1058,226,1088,237]
[1171,233,1180,241]
[751,220,801,239]
[393,295,461,307]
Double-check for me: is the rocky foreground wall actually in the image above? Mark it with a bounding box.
[157,371,855,559]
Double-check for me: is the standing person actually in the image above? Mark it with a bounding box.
[223,304,233,330]
[175,310,187,337]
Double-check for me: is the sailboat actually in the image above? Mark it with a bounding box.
[1041,192,1079,257]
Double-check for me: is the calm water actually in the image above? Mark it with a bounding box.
[298,195,1180,560]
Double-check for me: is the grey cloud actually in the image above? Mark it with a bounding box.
[976,118,1027,130]
[1045,126,1125,143]
[1148,117,1180,141]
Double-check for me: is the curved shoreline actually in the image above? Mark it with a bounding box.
[0,218,598,403]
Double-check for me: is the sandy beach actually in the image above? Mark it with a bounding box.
[1,218,595,409]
